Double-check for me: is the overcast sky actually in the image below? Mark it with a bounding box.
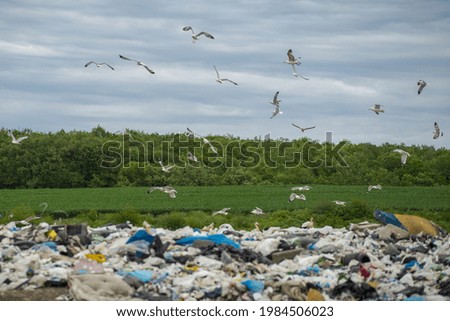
[1,0,449,147]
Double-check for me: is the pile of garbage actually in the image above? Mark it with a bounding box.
[0,210,449,301]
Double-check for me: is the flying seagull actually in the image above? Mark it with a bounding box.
[417,80,428,95]
[8,130,28,144]
[368,184,382,192]
[187,151,198,162]
[119,55,155,74]
[212,208,231,216]
[84,61,114,70]
[251,207,265,215]
[284,49,309,80]
[158,161,175,173]
[147,186,177,199]
[269,91,282,119]
[213,65,238,85]
[292,123,316,132]
[368,104,384,115]
[186,127,218,154]
[433,122,443,139]
[269,91,281,106]
[183,26,214,43]
[393,149,410,165]
[289,193,306,202]
[270,104,283,119]
[333,200,346,206]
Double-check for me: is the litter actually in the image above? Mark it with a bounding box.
[0,215,449,301]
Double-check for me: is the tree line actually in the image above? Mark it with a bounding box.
[1,126,449,189]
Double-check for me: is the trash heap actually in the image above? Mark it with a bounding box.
[0,210,449,301]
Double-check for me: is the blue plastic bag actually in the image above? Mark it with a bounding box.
[175,234,240,249]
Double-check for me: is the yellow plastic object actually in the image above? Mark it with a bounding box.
[85,253,107,263]
[394,214,439,236]
[46,230,58,241]
[307,288,325,301]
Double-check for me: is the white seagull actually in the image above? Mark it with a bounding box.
[269,91,282,119]
[183,26,214,43]
[433,122,443,139]
[270,104,282,119]
[292,123,316,132]
[213,65,238,85]
[333,200,346,206]
[212,208,231,216]
[393,149,410,165]
[301,218,315,229]
[186,127,218,155]
[269,91,281,106]
[8,130,28,144]
[284,49,309,80]
[368,184,382,192]
[187,151,198,162]
[417,80,428,95]
[291,186,312,191]
[84,61,114,70]
[368,104,384,115]
[289,193,306,202]
[251,207,265,215]
[119,55,155,74]
[158,161,175,173]
[147,186,177,198]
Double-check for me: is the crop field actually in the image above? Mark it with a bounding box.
[1,185,449,231]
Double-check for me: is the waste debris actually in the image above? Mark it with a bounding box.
[0,215,449,301]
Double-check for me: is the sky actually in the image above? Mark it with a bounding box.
[1,0,449,148]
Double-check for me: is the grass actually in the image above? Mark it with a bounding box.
[0,185,449,231]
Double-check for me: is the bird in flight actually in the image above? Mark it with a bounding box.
[289,193,306,202]
[8,130,28,144]
[84,61,114,70]
[183,26,214,43]
[393,149,410,165]
[147,186,177,198]
[269,91,281,106]
[269,91,282,118]
[284,49,309,80]
[186,127,218,154]
[270,104,282,119]
[292,123,316,132]
[119,55,155,74]
[417,80,428,95]
[433,122,443,139]
[158,161,175,173]
[368,104,384,115]
[212,208,231,216]
[187,151,198,163]
[368,184,382,192]
[213,65,238,85]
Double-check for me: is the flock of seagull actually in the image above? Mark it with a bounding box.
[6,24,445,229]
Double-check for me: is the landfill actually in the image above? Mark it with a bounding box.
[0,210,449,301]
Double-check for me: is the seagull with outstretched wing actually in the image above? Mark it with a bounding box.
[119,55,155,74]
[213,65,238,85]
[183,26,214,43]
[85,61,114,70]
[292,123,316,132]
[284,49,309,80]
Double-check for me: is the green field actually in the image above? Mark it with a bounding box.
[1,185,449,231]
